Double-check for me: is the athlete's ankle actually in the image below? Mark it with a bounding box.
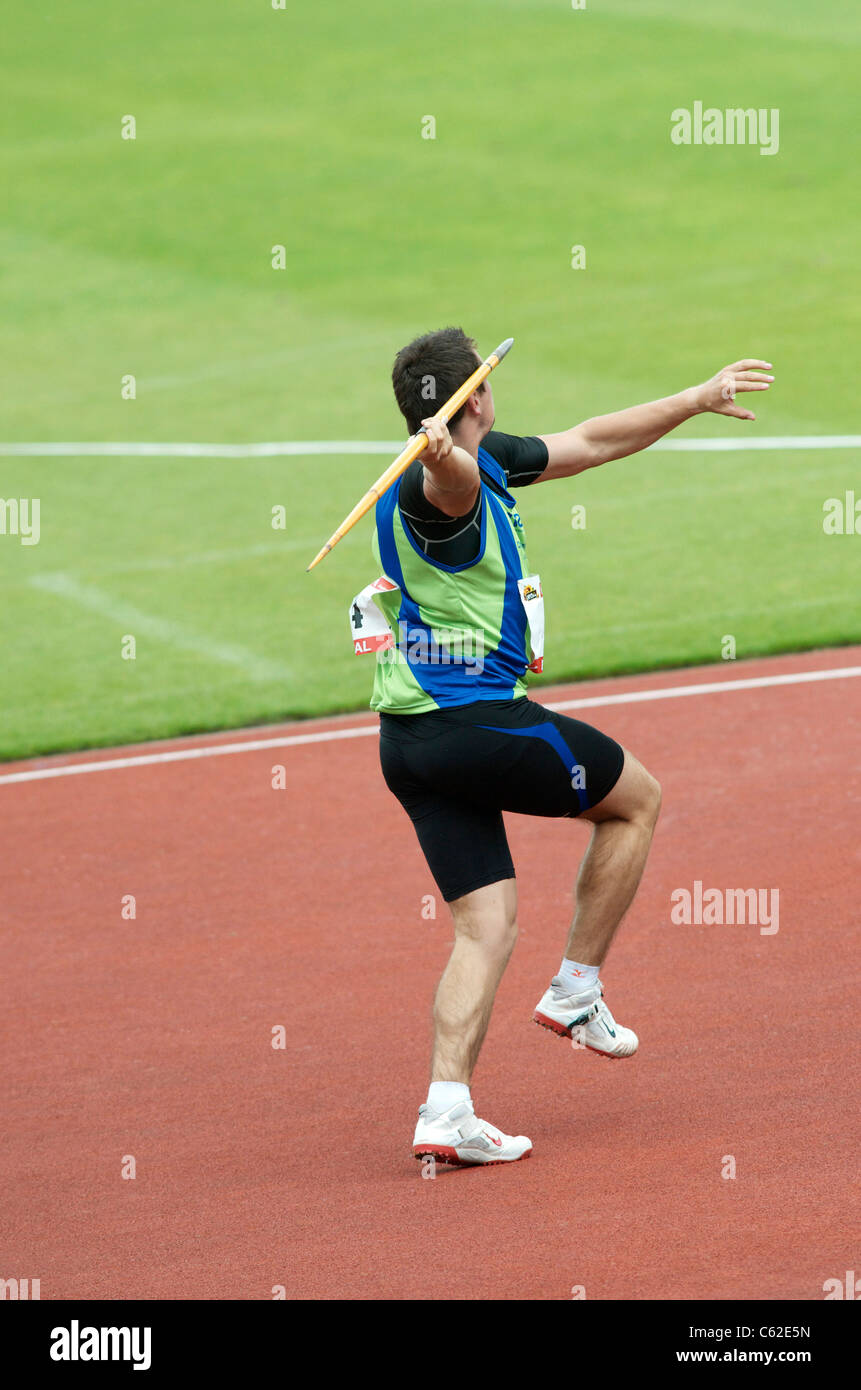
[427,1081,470,1112]
[557,958,600,992]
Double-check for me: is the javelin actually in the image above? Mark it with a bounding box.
[305,337,514,571]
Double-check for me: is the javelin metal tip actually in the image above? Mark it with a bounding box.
[493,337,514,361]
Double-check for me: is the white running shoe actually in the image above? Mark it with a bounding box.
[413,1100,532,1166]
[533,977,638,1058]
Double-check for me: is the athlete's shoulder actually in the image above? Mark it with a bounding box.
[481,430,549,487]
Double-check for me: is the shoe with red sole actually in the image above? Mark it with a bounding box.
[413,1100,532,1166]
[533,978,638,1058]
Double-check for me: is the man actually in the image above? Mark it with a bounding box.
[358,327,773,1167]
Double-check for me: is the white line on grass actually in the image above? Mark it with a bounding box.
[1,436,860,458]
[0,442,403,457]
[1,662,858,786]
[29,573,292,682]
[30,537,314,581]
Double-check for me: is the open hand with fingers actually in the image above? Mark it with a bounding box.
[694,359,775,421]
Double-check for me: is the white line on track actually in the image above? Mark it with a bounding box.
[1,436,860,458]
[1,663,858,786]
[29,573,292,682]
[546,664,861,713]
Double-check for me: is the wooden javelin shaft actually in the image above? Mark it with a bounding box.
[306,337,514,572]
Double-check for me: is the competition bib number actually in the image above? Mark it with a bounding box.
[517,574,545,674]
[349,576,397,654]
[348,572,546,674]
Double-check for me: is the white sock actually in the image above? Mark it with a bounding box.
[557,958,600,993]
[427,1081,470,1114]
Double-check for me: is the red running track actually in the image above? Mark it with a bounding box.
[1,647,859,1300]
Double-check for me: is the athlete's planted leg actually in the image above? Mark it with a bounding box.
[431,877,518,1084]
[412,876,531,1165]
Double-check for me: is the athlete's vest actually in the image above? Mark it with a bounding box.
[349,445,544,714]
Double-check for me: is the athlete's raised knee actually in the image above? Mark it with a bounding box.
[583,751,661,827]
[621,764,660,829]
[641,769,662,826]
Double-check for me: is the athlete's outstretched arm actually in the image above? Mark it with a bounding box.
[535,358,774,481]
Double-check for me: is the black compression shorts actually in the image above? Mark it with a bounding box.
[379,697,625,902]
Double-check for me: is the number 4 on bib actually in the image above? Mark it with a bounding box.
[348,576,398,654]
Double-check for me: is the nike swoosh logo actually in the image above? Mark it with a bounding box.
[484,1131,502,1146]
[602,1019,616,1037]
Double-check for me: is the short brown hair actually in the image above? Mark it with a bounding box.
[391,327,484,434]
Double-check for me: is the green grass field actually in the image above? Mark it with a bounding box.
[1,0,858,759]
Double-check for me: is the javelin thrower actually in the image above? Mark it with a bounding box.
[311,328,773,1166]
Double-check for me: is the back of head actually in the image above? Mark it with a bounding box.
[392,327,483,435]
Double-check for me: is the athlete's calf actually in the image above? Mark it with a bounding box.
[430,877,518,1085]
[568,748,661,967]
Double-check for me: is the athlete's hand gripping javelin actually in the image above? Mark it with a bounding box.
[418,415,481,515]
